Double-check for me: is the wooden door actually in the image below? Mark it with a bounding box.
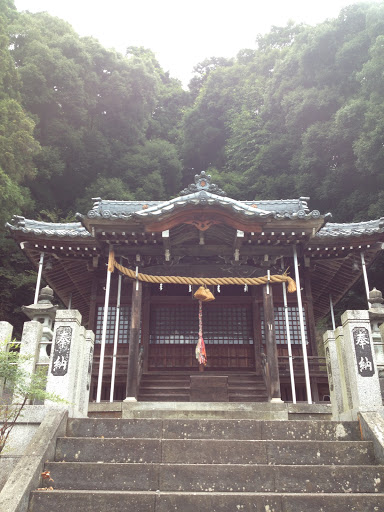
[147,300,255,371]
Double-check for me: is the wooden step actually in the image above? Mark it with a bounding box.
[138,372,268,403]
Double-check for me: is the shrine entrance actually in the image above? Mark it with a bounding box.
[9,172,379,405]
[90,277,318,402]
[147,299,255,372]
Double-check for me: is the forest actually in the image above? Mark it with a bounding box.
[1,0,384,330]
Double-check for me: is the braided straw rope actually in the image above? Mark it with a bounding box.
[109,251,297,293]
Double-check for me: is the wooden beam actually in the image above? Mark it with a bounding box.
[263,284,281,401]
[251,288,262,375]
[234,230,244,261]
[303,266,317,357]
[116,244,294,257]
[126,280,143,399]
[162,230,171,262]
[141,283,151,373]
[144,208,263,233]
[88,274,98,333]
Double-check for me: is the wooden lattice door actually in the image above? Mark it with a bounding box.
[148,301,255,371]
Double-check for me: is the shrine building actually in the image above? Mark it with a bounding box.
[6,172,384,404]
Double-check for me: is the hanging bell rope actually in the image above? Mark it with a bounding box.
[196,299,207,367]
[194,285,215,302]
[108,250,297,293]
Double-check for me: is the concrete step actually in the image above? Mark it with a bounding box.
[28,490,384,512]
[55,438,375,465]
[28,416,382,512]
[44,462,384,493]
[120,401,331,420]
[66,418,361,441]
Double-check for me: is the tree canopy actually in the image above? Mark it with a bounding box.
[2,1,384,329]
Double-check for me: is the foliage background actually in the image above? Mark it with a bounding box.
[1,0,384,332]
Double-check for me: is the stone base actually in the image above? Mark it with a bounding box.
[339,406,384,422]
[88,402,123,418]
[87,401,333,421]
[123,401,287,420]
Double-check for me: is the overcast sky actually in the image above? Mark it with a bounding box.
[14,0,379,86]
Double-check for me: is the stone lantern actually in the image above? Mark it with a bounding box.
[22,286,58,365]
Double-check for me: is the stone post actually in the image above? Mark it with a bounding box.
[45,309,86,417]
[77,329,95,416]
[0,321,13,399]
[73,324,86,413]
[323,329,344,419]
[14,321,43,404]
[368,288,384,377]
[340,310,383,419]
[0,321,13,344]
[334,325,353,419]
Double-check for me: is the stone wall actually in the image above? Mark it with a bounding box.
[324,302,384,420]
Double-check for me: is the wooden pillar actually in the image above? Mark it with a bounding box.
[303,266,320,402]
[251,287,262,374]
[263,284,281,401]
[141,283,151,372]
[88,274,98,332]
[126,280,143,399]
[303,266,317,356]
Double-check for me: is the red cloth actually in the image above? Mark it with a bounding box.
[196,336,207,366]
[196,299,207,366]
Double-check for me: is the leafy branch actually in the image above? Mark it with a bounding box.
[0,340,64,454]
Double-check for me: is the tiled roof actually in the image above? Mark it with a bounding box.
[6,216,93,238]
[316,218,384,238]
[6,213,384,246]
[84,192,320,221]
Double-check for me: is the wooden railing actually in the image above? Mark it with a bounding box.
[278,355,327,377]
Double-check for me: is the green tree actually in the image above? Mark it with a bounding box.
[0,340,64,454]
[0,1,40,330]
[123,139,182,199]
[188,56,234,100]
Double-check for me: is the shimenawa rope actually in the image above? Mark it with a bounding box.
[107,250,297,293]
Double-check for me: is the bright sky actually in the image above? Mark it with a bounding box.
[14,0,378,86]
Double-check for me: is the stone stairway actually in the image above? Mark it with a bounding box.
[138,371,268,402]
[28,416,384,511]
